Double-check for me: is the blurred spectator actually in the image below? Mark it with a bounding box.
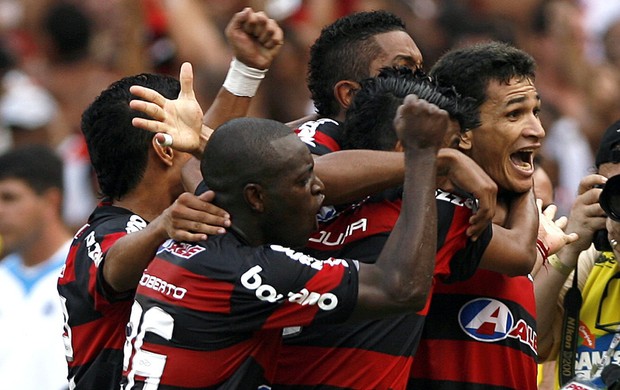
[34,2,121,231]
[521,1,593,216]
[603,17,620,69]
[0,145,70,390]
[0,68,58,147]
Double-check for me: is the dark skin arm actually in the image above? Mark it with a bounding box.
[314,147,497,241]
[477,189,539,276]
[351,95,445,320]
[103,191,230,292]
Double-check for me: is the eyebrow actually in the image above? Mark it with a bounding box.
[505,93,541,107]
[392,55,422,68]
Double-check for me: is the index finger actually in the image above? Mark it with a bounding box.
[577,174,607,195]
[467,191,496,241]
[129,85,166,107]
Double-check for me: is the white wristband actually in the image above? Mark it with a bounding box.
[222,58,268,97]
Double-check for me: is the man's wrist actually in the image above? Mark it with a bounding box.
[222,58,268,97]
[547,254,574,276]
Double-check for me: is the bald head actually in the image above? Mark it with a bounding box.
[201,117,303,196]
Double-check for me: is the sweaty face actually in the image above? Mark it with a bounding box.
[265,134,325,248]
[466,77,545,194]
[369,30,423,75]
[0,179,46,254]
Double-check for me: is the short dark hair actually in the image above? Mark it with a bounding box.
[201,118,296,206]
[342,66,478,151]
[0,145,63,194]
[429,41,536,127]
[81,73,180,200]
[308,10,406,118]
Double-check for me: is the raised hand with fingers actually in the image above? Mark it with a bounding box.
[129,62,210,158]
[436,148,497,241]
[563,174,608,253]
[226,7,284,70]
[536,199,579,258]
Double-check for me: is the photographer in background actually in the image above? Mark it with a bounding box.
[535,119,620,389]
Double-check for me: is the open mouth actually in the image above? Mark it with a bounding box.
[509,149,535,172]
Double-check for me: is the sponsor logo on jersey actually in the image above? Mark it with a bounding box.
[140,272,187,299]
[295,118,339,147]
[270,245,349,270]
[161,240,205,259]
[458,298,537,353]
[126,214,147,234]
[308,218,368,247]
[241,265,339,310]
[435,189,478,211]
[85,231,103,267]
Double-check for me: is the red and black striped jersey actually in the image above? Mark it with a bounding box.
[272,188,492,389]
[294,118,342,155]
[410,269,538,390]
[57,201,147,390]
[121,233,359,389]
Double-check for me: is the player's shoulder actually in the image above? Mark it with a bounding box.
[294,117,340,134]
[76,205,147,241]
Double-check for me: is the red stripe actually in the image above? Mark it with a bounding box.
[100,231,126,252]
[412,338,538,389]
[434,270,537,315]
[68,303,131,366]
[312,131,341,153]
[130,332,281,387]
[58,245,79,284]
[307,199,400,251]
[434,206,470,279]
[139,259,234,314]
[275,345,411,389]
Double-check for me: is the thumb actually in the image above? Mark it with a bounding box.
[198,189,216,202]
[179,62,196,100]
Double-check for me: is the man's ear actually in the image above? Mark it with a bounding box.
[244,183,265,212]
[152,137,174,167]
[334,80,360,111]
[458,130,473,151]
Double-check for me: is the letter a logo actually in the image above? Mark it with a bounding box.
[458,298,514,342]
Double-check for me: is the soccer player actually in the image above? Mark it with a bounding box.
[122,96,446,388]
[57,8,283,389]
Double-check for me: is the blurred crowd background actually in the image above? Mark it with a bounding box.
[0,0,619,242]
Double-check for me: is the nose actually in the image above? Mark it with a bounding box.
[524,116,546,141]
[312,175,325,198]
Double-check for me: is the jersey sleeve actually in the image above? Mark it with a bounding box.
[434,190,493,283]
[443,223,492,283]
[294,118,342,155]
